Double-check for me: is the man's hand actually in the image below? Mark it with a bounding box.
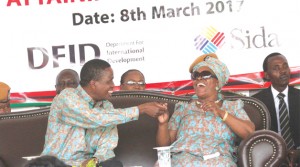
[138,102,168,118]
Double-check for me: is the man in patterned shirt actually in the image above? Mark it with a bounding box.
[41,59,167,167]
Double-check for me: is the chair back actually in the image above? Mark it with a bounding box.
[0,91,285,167]
[109,91,189,167]
[226,96,271,130]
[0,107,50,167]
[227,96,287,166]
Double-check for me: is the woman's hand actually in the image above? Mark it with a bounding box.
[156,103,176,146]
[158,109,169,124]
[201,100,255,139]
[201,101,222,117]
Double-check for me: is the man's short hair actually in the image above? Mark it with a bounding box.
[56,69,79,84]
[80,59,111,87]
[262,52,283,72]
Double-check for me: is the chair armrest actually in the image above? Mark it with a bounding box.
[238,130,287,167]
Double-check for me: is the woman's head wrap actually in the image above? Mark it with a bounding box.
[189,53,230,89]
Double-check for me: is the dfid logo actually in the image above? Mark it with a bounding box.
[194,26,225,54]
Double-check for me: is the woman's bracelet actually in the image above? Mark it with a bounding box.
[222,111,228,121]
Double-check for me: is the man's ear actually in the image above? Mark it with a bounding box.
[89,80,97,89]
[263,71,270,81]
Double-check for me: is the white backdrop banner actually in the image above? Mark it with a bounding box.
[1,0,300,102]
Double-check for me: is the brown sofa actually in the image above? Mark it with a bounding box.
[0,91,287,167]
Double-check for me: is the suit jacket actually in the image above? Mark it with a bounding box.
[252,86,300,148]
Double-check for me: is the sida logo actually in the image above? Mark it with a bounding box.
[194,26,225,54]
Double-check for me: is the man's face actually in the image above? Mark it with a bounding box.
[55,71,79,94]
[120,71,146,91]
[265,55,290,91]
[92,67,115,101]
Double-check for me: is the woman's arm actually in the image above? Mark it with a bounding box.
[201,100,255,139]
[218,109,255,139]
[156,112,177,146]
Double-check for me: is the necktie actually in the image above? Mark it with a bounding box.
[277,93,295,150]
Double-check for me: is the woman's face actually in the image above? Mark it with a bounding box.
[192,66,219,99]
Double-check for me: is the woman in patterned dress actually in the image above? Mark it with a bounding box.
[156,53,255,167]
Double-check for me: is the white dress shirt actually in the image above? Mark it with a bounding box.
[270,86,289,135]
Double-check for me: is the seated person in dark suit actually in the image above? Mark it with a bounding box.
[252,52,300,165]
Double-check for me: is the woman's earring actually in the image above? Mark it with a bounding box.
[215,86,219,91]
